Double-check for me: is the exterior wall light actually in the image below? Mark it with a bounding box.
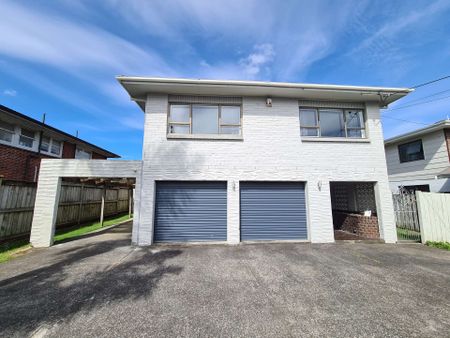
[266,97,272,107]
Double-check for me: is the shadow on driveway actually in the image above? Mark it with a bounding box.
[0,231,183,337]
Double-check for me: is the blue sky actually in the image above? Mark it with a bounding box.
[1,0,450,159]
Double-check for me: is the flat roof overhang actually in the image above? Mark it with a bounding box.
[117,76,413,112]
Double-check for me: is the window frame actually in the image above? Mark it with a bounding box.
[75,147,92,159]
[299,107,367,139]
[167,103,242,137]
[0,121,15,143]
[398,139,425,163]
[39,135,62,157]
[18,127,35,148]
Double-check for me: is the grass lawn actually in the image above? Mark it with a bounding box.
[54,214,131,243]
[397,227,421,241]
[426,241,450,251]
[0,214,131,264]
[0,239,31,264]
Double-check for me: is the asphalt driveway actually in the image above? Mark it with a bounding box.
[1,222,449,338]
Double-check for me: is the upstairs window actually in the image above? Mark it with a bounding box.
[40,136,62,156]
[168,104,241,135]
[398,140,424,163]
[40,136,50,152]
[51,139,62,155]
[0,121,14,143]
[75,147,91,159]
[299,108,366,138]
[19,128,35,148]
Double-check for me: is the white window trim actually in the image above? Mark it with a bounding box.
[40,136,63,158]
[75,147,92,159]
[167,103,243,139]
[299,107,368,141]
[0,124,40,151]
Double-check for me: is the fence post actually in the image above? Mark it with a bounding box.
[128,188,133,218]
[100,185,106,227]
[415,191,426,244]
[77,183,84,225]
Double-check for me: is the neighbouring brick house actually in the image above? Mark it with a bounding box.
[0,104,119,183]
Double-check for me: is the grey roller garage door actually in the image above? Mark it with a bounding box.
[240,182,307,241]
[154,182,227,242]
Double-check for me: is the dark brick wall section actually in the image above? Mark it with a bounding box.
[62,141,76,159]
[92,152,107,160]
[333,211,380,239]
[0,143,51,182]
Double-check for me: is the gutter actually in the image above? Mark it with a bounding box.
[116,76,413,95]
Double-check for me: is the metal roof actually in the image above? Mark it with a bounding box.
[384,119,450,145]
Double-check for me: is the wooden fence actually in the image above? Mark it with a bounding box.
[0,181,132,240]
[416,191,450,243]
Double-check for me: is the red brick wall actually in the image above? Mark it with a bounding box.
[333,211,380,239]
[0,143,51,182]
[62,141,76,159]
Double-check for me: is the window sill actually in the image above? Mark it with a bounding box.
[301,137,370,143]
[167,134,243,141]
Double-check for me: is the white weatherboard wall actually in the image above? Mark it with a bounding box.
[137,94,397,244]
[30,159,142,247]
[416,191,450,243]
[385,130,450,193]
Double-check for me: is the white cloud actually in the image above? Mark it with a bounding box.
[349,0,450,69]
[0,1,174,77]
[3,89,17,96]
[239,44,275,77]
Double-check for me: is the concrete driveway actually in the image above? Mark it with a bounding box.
[1,222,449,338]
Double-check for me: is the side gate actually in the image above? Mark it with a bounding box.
[392,190,421,242]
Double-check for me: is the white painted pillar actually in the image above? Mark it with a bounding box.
[30,176,62,247]
[136,177,155,246]
[227,180,240,244]
[374,180,397,243]
[131,173,142,245]
[308,179,335,243]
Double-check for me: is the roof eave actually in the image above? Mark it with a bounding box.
[384,120,450,145]
[116,76,412,111]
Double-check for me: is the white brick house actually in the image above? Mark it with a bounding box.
[115,77,411,245]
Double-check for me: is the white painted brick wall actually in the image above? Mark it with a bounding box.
[138,94,397,244]
[30,160,142,247]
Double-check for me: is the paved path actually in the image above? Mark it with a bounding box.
[1,222,449,337]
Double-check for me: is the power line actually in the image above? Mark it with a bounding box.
[397,88,450,105]
[384,93,450,112]
[411,75,450,89]
[382,116,430,126]
[381,74,450,105]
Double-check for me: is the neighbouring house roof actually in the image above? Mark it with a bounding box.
[384,119,450,146]
[437,166,450,178]
[117,76,412,112]
[0,104,120,158]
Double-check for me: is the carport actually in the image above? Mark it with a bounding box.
[30,159,142,247]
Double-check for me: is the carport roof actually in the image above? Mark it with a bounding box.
[117,76,412,111]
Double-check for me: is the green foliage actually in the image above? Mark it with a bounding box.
[0,214,131,263]
[0,240,31,263]
[54,214,131,243]
[426,241,450,251]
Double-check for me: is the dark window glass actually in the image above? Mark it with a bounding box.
[402,185,430,193]
[398,140,424,163]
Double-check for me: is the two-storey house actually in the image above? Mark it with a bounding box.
[0,104,119,183]
[384,119,450,193]
[117,77,411,245]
